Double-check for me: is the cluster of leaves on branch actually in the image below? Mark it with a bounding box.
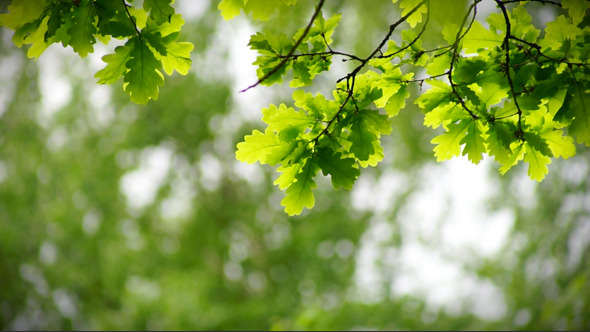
[0,0,193,104]
[1,0,589,216]
[234,0,590,215]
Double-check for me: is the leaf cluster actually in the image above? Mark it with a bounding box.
[0,0,193,104]
[235,0,590,214]
[2,0,589,215]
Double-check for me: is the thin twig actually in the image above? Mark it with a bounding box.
[509,36,589,67]
[500,0,561,6]
[240,0,326,93]
[495,0,524,137]
[448,0,481,119]
[314,1,427,145]
[278,51,363,62]
[377,1,430,60]
[122,0,141,37]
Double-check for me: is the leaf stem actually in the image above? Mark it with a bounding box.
[122,0,141,37]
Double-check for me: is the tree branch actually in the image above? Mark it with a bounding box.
[122,0,141,37]
[314,0,427,146]
[509,36,589,67]
[240,0,326,93]
[377,1,430,60]
[448,0,481,119]
[500,0,561,7]
[277,51,363,62]
[495,0,524,138]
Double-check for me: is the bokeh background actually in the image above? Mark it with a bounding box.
[1,0,589,330]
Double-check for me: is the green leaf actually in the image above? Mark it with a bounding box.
[460,120,488,164]
[541,129,576,159]
[281,158,318,216]
[358,140,385,168]
[95,43,134,84]
[563,0,590,26]
[425,51,451,76]
[144,14,185,37]
[316,13,341,45]
[236,128,293,165]
[274,163,303,190]
[423,102,466,129]
[544,88,568,117]
[293,90,339,121]
[219,0,297,21]
[393,0,428,28]
[143,31,168,56]
[568,85,590,146]
[442,22,460,44]
[509,5,540,42]
[431,120,470,162]
[373,67,403,108]
[415,80,452,113]
[487,122,516,165]
[67,3,98,57]
[462,20,503,54]
[262,103,313,135]
[523,131,552,157]
[348,116,378,161]
[540,15,581,52]
[160,41,193,75]
[218,0,243,20]
[249,31,293,85]
[498,142,525,175]
[290,60,313,87]
[363,110,392,135]
[524,143,551,181]
[20,17,49,59]
[385,84,410,117]
[317,150,360,190]
[45,3,72,42]
[144,0,175,25]
[124,38,165,104]
[0,0,47,29]
[469,82,509,108]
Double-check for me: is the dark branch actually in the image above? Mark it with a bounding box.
[495,0,524,137]
[377,1,430,60]
[500,0,561,6]
[122,0,141,37]
[509,36,589,67]
[447,0,481,119]
[315,1,427,146]
[240,0,326,93]
[277,51,363,62]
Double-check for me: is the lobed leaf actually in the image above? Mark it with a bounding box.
[144,0,175,25]
[281,158,318,216]
[95,43,134,84]
[67,3,98,57]
[317,150,360,190]
[124,38,165,104]
[431,120,470,162]
[462,20,503,54]
[160,41,193,75]
[524,143,551,181]
[568,85,590,146]
[236,128,288,165]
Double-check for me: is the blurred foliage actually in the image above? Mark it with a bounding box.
[0,0,589,330]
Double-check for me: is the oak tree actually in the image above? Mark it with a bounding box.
[1,0,588,215]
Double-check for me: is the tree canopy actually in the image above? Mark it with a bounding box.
[1,0,588,215]
[0,0,589,330]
